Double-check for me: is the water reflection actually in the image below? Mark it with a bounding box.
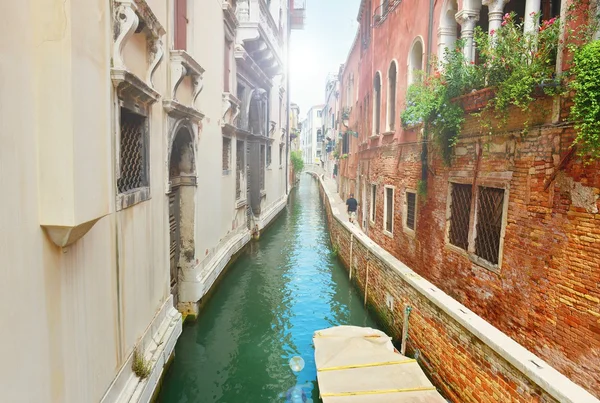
[158,175,378,402]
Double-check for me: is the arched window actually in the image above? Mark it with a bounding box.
[408,38,424,86]
[373,72,382,135]
[387,61,397,132]
[437,0,459,61]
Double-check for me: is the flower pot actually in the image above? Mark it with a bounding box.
[452,87,496,113]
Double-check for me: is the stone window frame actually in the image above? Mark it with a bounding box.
[403,188,417,237]
[444,177,510,273]
[370,183,377,224]
[386,59,398,133]
[383,185,395,238]
[407,36,424,87]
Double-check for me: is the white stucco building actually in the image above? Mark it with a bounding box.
[322,71,342,177]
[300,104,324,165]
[0,0,304,402]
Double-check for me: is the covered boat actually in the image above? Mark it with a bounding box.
[313,326,447,402]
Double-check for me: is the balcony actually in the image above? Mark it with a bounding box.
[235,0,282,77]
[373,0,401,26]
[290,0,306,30]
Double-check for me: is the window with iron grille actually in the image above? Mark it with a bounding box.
[474,186,505,265]
[406,191,416,231]
[223,137,231,173]
[370,184,376,222]
[267,145,272,166]
[118,108,148,193]
[260,145,265,190]
[279,144,284,166]
[449,183,472,250]
[384,186,394,233]
[236,140,244,200]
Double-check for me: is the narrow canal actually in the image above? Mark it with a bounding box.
[158,174,378,402]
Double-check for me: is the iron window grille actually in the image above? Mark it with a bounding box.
[385,187,394,233]
[223,137,231,172]
[267,145,272,167]
[449,183,472,250]
[370,184,377,222]
[236,140,244,200]
[118,108,148,194]
[260,145,265,190]
[406,191,416,231]
[474,186,505,265]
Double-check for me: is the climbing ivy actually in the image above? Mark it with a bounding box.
[570,40,600,160]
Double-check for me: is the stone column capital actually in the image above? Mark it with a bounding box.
[455,10,480,30]
[482,0,510,13]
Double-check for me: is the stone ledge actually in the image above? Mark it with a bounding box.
[307,170,600,403]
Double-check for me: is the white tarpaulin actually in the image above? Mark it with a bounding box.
[314,326,447,403]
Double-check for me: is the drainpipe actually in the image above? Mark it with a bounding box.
[285,1,291,195]
[426,0,435,75]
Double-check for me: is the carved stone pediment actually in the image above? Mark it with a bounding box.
[112,69,160,106]
[112,0,165,96]
[222,92,241,128]
[169,50,205,107]
[163,99,205,123]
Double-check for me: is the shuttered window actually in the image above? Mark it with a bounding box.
[174,0,187,50]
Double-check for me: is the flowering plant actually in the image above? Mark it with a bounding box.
[474,12,561,128]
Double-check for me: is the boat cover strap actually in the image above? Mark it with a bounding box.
[318,359,416,372]
[321,386,438,397]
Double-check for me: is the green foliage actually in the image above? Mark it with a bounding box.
[341,154,348,159]
[331,243,340,257]
[417,179,427,198]
[571,40,600,159]
[474,12,562,129]
[290,150,304,173]
[132,348,151,379]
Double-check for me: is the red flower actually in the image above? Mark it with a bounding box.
[490,29,496,35]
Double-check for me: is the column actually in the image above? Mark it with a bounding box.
[483,0,510,35]
[456,10,480,63]
[524,0,541,34]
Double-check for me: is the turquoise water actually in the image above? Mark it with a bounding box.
[158,175,378,402]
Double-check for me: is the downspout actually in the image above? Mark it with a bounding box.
[426,0,435,75]
[285,1,291,195]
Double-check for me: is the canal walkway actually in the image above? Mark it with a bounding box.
[158,175,379,403]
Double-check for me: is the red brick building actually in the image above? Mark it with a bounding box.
[337,0,600,397]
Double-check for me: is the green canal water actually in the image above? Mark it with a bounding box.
[158,175,378,403]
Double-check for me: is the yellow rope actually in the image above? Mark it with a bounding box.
[321,386,438,397]
[318,359,416,372]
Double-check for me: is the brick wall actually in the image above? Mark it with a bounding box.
[313,172,598,403]
[337,98,600,396]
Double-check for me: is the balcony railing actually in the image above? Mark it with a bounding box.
[373,0,401,26]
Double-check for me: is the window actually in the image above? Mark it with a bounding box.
[317,110,323,118]
[236,140,244,199]
[224,39,232,91]
[408,38,424,86]
[384,186,394,234]
[279,144,284,166]
[373,72,382,135]
[260,145,266,190]
[222,137,231,173]
[447,182,508,270]
[342,133,350,154]
[118,108,148,193]
[405,191,417,232]
[174,0,187,50]
[387,61,397,131]
[448,183,472,250]
[474,186,505,265]
[370,184,377,222]
[267,145,272,167]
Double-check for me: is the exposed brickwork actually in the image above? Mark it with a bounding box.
[337,104,600,396]
[317,176,563,403]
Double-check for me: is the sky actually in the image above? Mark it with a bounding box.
[289,0,361,119]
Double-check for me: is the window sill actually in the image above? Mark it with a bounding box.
[369,134,380,140]
[469,254,501,274]
[403,226,416,238]
[236,199,247,209]
[383,229,394,238]
[382,131,395,136]
[117,187,151,211]
[260,189,267,197]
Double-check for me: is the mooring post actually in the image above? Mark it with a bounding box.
[401,305,412,356]
[349,233,354,281]
[364,253,370,308]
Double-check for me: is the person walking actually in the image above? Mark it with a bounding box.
[346,193,358,224]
